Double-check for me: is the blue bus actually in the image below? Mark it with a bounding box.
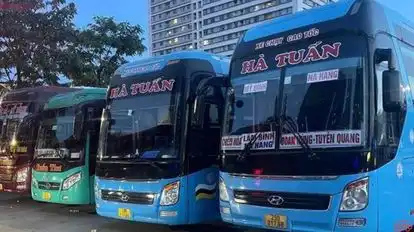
[95,51,230,228]
[219,0,414,231]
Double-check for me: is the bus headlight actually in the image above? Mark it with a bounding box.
[340,177,368,211]
[32,177,38,188]
[219,178,230,202]
[16,167,29,183]
[160,181,180,206]
[94,182,101,199]
[62,172,81,190]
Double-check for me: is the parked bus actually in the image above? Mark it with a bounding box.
[219,0,414,231]
[0,87,76,193]
[31,88,106,204]
[95,51,230,227]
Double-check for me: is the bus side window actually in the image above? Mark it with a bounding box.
[87,107,101,175]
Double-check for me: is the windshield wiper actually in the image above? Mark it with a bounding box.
[280,96,317,160]
[237,131,261,161]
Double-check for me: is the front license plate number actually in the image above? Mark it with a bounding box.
[118,208,132,219]
[264,214,287,229]
[42,192,51,200]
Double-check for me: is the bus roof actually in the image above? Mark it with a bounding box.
[242,0,357,42]
[114,50,230,78]
[1,86,77,105]
[44,87,106,110]
[242,0,414,44]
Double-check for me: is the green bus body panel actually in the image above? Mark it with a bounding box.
[44,88,106,110]
[32,87,106,205]
[31,167,94,205]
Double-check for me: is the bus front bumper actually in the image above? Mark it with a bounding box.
[219,172,378,232]
[95,177,187,226]
[31,168,91,205]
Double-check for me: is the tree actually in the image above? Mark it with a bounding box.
[0,0,77,88]
[62,16,146,87]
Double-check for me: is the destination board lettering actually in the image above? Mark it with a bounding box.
[280,130,362,149]
[221,131,276,150]
[109,77,175,99]
[307,69,339,83]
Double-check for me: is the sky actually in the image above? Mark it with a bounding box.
[69,0,413,61]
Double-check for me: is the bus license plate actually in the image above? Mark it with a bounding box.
[118,208,132,219]
[264,214,287,229]
[42,192,51,200]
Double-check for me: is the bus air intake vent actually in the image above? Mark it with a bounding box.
[233,190,331,210]
[101,190,155,205]
[38,181,61,190]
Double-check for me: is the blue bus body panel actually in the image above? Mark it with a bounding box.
[242,0,356,42]
[115,51,230,78]
[96,167,219,225]
[221,0,414,231]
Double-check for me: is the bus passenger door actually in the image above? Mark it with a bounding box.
[187,85,224,224]
[85,105,102,204]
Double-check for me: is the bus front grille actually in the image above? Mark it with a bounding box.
[233,190,331,210]
[38,181,61,190]
[101,190,155,205]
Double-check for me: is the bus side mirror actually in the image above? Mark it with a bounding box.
[73,111,84,140]
[383,69,402,112]
[192,76,229,128]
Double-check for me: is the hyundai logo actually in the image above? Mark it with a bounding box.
[267,195,284,206]
[120,193,129,202]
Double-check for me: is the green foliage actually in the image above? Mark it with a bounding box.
[0,1,146,89]
[61,16,146,87]
[0,0,77,88]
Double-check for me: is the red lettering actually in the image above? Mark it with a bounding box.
[241,60,256,74]
[130,83,140,95]
[321,42,342,59]
[255,54,268,72]
[110,88,120,99]
[161,79,175,91]
[275,52,289,68]
[288,49,305,65]
[140,82,150,94]
[118,84,128,97]
[149,78,161,93]
[303,41,323,63]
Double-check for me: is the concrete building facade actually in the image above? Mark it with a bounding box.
[149,0,336,57]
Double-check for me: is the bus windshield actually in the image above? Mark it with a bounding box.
[222,35,366,152]
[0,103,30,154]
[99,78,178,161]
[35,107,79,160]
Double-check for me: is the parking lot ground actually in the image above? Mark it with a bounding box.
[0,193,245,232]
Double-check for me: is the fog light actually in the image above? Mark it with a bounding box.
[338,218,366,227]
[221,207,230,214]
[160,211,177,217]
[63,196,69,200]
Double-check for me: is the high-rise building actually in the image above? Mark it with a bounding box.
[149,0,337,57]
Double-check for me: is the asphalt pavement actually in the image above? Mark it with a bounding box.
[0,193,248,232]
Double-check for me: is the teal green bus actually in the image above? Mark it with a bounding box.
[31,87,106,205]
